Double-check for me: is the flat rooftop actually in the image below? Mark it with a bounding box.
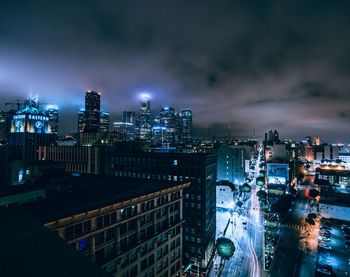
[24,174,189,223]
[0,208,111,277]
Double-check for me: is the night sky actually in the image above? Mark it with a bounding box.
[1,1,350,141]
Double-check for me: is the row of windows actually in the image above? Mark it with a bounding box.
[112,155,205,166]
[184,202,201,209]
[64,198,180,240]
[184,226,202,235]
[114,171,195,182]
[96,231,180,272]
[64,221,91,241]
[184,193,202,200]
[184,236,202,244]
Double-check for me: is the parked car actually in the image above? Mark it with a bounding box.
[343,228,350,235]
[316,268,331,276]
[319,243,332,250]
[341,224,350,230]
[320,230,331,235]
[345,241,350,248]
[321,225,331,231]
[318,237,331,242]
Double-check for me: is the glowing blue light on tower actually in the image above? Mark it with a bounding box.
[139,92,151,100]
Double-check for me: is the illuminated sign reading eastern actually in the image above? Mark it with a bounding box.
[10,105,52,134]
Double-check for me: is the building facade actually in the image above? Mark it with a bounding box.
[8,103,56,161]
[85,91,101,132]
[122,111,136,125]
[217,145,246,184]
[39,146,111,175]
[100,112,110,133]
[180,109,192,143]
[27,176,189,277]
[139,96,152,140]
[110,152,217,275]
[45,105,59,135]
[113,122,135,142]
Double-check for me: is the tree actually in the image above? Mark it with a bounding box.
[256,190,267,198]
[240,183,252,193]
[256,176,265,187]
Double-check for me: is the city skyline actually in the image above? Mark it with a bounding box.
[1,1,350,140]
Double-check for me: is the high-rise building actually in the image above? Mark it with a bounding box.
[122,111,136,125]
[139,96,152,140]
[113,122,135,142]
[159,107,177,144]
[217,145,246,184]
[314,145,339,162]
[78,109,85,133]
[110,152,217,275]
[22,175,188,277]
[45,105,59,135]
[8,101,56,162]
[151,126,167,144]
[100,112,110,133]
[85,91,101,132]
[264,129,280,146]
[180,109,192,143]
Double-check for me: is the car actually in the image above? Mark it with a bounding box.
[318,257,331,265]
[317,263,333,272]
[345,241,350,248]
[341,224,350,230]
[316,268,332,276]
[343,226,350,231]
[319,237,331,242]
[319,244,332,250]
[321,230,331,235]
[321,234,331,239]
[343,229,350,235]
[321,226,331,231]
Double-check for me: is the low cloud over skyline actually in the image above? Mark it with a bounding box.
[1,1,350,141]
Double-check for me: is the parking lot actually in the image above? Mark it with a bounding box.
[316,218,350,276]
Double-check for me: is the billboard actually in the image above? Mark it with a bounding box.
[267,163,289,186]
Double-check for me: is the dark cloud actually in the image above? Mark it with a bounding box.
[1,0,350,140]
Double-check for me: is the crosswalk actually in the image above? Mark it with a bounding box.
[276,222,308,231]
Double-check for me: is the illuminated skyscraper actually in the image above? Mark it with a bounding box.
[77,109,85,133]
[159,106,177,143]
[84,91,101,132]
[113,122,135,141]
[139,95,151,140]
[8,100,56,162]
[122,111,136,125]
[100,111,110,133]
[45,105,59,135]
[217,145,245,184]
[180,109,192,143]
